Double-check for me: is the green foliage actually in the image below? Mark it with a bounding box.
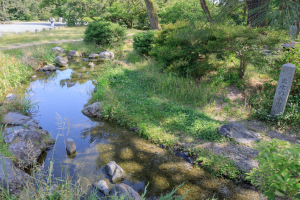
[159,0,205,24]
[246,139,300,199]
[84,21,127,47]
[133,30,156,55]
[150,21,288,77]
[196,149,241,179]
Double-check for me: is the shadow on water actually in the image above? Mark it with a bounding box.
[12,57,263,200]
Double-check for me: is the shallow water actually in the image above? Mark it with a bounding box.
[12,59,264,199]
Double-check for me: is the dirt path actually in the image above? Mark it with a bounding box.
[0,39,83,50]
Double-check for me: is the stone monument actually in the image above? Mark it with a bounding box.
[271,63,296,115]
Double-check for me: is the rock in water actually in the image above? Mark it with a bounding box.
[82,102,102,118]
[54,56,68,67]
[99,51,114,59]
[52,47,66,55]
[0,154,32,195]
[88,62,95,68]
[111,183,141,200]
[67,81,76,87]
[93,180,110,196]
[5,93,17,101]
[217,123,261,144]
[42,65,56,71]
[105,161,125,183]
[66,138,76,154]
[89,53,99,58]
[68,50,80,57]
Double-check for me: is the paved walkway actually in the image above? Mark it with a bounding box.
[0,22,67,34]
[0,39,83,50]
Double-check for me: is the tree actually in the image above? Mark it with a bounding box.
[144,0,161,30]
[200,0,211,22]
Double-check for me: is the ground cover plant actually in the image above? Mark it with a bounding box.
[0,27,85,49]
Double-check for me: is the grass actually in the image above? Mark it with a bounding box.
[0,26,86,48]
[0,126,14,159]
[0,52,33,99]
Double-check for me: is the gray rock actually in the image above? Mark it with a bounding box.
[50,184,58,195]
[0,154,32,195]
[67,81,76,87]
[42,65,56,71]
[93,180,110,196]
[88,62,95,68]
[66,138,76,154]
[217,123,261,144]
[5,93,17,101]
[31,75,37,78]
[105,161,125,183]
[54,56,68,67]
[82,58,89,61]
[94,87,97,93]
[69,50,80,57]
[52,47,65,55]
[2,112,32,126]
[45,71,51,75]
[81,67,86,70]
[8,141,41,168]
[89,53,99,58]
[82,102,102,118]
[99,51,114,59]
[111,183,141,200]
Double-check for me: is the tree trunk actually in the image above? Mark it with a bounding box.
[1,2,4,13]
[200,0,211,22]
[144,0,161,30]
[246,0,269,27]
[239,57,247,79]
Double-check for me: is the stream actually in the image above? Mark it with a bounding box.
[11,57,264,199]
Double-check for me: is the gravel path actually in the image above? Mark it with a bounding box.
[0,22,66,34]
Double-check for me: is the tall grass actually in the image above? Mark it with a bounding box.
[92,56,224,145]
[0,52,33,99]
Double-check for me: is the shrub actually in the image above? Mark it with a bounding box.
[84,21,127,46]
[246,139,300,199]
[149,21,287,78]
[133,30,156,55]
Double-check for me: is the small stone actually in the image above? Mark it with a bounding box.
[82,102,102,118]
[88,62,95,68]
[105,161,125,183]
[82,58,89,61]
[93,180,110,196]
[89,53,99,58]
[31,75,37,78]
[161,144,166,149]
[81,67,86,70]
[99,51,114,59]
[5,93,17,101]
[66,138,76,154]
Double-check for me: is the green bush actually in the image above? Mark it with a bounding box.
[133,30,156,55]
[246,139,300,199]
[149,21,287,78]
[83,21,127,46]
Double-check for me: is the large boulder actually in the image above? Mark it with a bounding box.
[99,51,114,59]
[105,161,125,183]
[0,154,32,195]
[93,180,110,196]
[217,123,261,144]
[54,56,68,67]
[1,112,55,168]
[111,183,141,200]
[82,102,102,118]
[52,47,66,55]
[68,50,80,57]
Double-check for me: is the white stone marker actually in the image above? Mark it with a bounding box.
[271,63,296,115]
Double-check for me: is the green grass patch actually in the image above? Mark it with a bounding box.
[0,126,14,159]
[0,26,86,48]
[0,52,33,99]
[92,56,224,145]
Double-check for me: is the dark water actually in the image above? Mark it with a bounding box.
[13,59,263,199]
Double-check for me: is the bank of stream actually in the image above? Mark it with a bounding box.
[6,56,264,199]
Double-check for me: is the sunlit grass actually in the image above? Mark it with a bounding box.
[0,26,86,48]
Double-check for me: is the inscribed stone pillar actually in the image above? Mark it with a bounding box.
[271,63,296,115]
